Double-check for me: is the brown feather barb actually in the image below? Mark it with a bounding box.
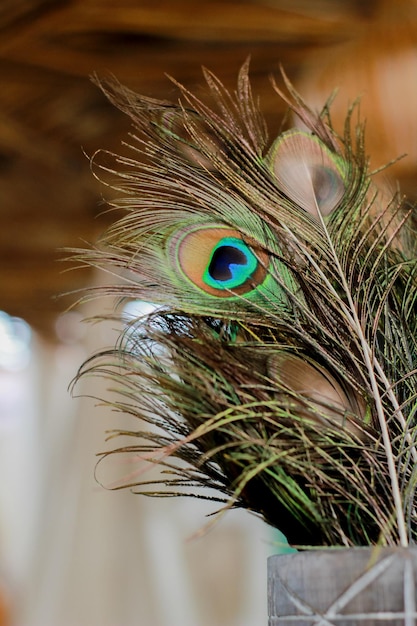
[73,61,417,548]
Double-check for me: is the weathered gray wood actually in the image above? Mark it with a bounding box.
[268,547,417,625]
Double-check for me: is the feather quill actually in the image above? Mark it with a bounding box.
[73,61,417,548]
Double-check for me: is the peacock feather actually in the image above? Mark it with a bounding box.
[73,60,417,548]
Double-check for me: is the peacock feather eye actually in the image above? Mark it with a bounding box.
[203,237,258,289]
[171,226,269,297]
[266,130,347,218]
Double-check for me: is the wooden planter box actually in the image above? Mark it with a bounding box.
[268,547,417,625]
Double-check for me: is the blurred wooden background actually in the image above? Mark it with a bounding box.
[1,0,415,340]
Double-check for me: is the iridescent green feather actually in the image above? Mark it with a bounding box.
[72,62,417,548]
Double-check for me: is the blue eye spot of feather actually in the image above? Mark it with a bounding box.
[203,237,258,290]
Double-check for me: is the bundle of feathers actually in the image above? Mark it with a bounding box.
[74,60,417,549]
